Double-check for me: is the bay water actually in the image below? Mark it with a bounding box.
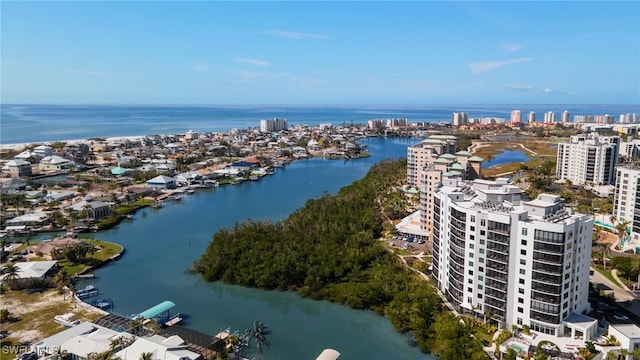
[70,137,433,360]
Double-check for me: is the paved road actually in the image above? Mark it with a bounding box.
[590,268,636,302]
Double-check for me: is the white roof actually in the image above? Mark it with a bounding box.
[611,324,640,340]
[6,159,31,166]
[114,335,200,360]
[34,322,97,352]
[62,326,126,357]
[41,155,73,165]
[6,213,48,224]
[1,261,57,280]
[147,175,175,184]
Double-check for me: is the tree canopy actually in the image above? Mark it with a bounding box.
[194,159,488,357]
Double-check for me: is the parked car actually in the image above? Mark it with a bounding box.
[613,314,629,321]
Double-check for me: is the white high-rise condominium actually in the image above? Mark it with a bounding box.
[452,112,468,126]
[259,118,288,132]
[432,178,594,338]
[613,166,640,245]
[562,111,570,123]
[544,111,555,124]
[556,133,620,185]
[528,111,536,123]
[511,110,522,123]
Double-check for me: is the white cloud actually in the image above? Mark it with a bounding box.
[233,58,270,67]
[469,57,535,74]
[237,71,289,80]
[194,64,210,72]
[68,69,110,76]
[505,84,581,96]
[499,43,525,53]
[260,30,329,39]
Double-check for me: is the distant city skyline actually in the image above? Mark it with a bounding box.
[2,1,639,105]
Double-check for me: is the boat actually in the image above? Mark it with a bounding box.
[92,298,112,310]
[54,313,80,327]
[76,285,98,298]
[172,195,182,201]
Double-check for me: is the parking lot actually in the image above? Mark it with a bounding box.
[385,234,431,254]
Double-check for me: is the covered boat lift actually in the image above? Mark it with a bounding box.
[136,300,178,324]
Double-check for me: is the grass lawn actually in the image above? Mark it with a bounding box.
[595,266,624,287]
[51,239,124,276]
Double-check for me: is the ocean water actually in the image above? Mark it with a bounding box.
[1,104,639,144]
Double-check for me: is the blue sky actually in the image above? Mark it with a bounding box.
[2,1,639,105]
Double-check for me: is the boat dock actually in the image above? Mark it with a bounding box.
[165,314,183,327]
[76,285,98,299]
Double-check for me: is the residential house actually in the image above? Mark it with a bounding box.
[33,322,133,359]
[114,334,201,360]
[39,155,75,172]
[3,159,33,178]
[0,260,58,285]
[28,237,84,258]
[0,178,27,194]
[69,199,113,220]
[146,175,177,189]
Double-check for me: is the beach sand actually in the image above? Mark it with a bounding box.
[0,135,146,152]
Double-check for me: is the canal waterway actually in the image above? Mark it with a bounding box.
[70,137,433,360]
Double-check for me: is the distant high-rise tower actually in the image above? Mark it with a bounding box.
[511,110,522,123]
[562,111,570,123]
[544,111,555,124]
[528,111,536,123]
[452,112,468,126]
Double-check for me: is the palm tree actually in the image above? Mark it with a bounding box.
[139,352,153,360]
[54,269,72,300]
[3,263,20,288]
[615,220,631,250]
[245,321,272,359]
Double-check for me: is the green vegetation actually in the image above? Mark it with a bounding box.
[96,198,153,230]
[54,239,123,276]
[194,159,488,358]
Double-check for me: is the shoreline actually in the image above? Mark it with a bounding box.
[0,135,147,151]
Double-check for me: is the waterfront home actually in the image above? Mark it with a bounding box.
[146,175,177,190]
[28,236,85,258]
[33,145,53,160]
[175,172,203,186]
[39,155,75,172]
[0,260,58,285]
[2,159,33,178]
[69,199,113,220]
[4,213,49,230]
[114,334,201,360]
[33,322,132,359]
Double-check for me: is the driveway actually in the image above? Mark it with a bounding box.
[590,268,636,302]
